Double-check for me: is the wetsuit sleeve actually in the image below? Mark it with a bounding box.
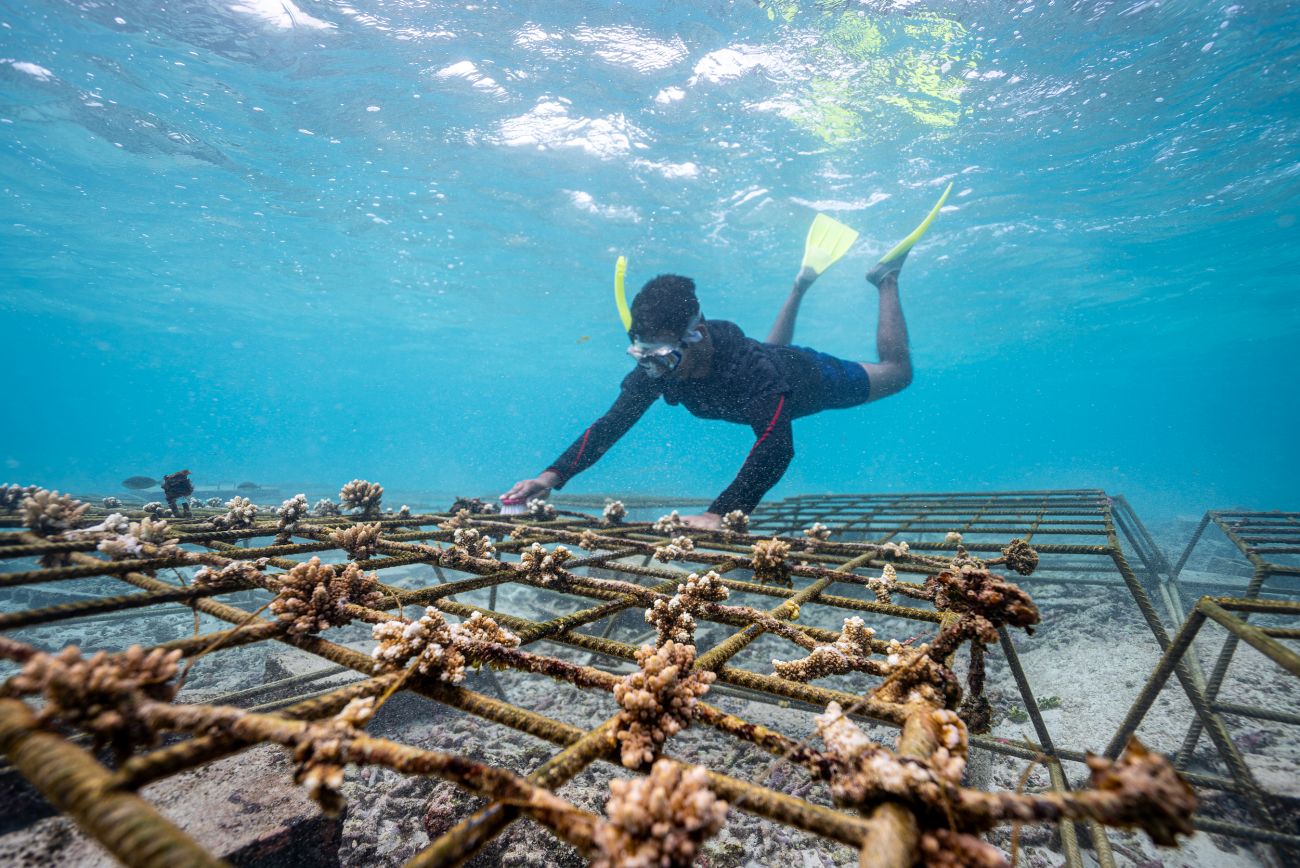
[709,392,794,515]
[545,370,660,489]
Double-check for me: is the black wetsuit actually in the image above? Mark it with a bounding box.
[546,320,871,515]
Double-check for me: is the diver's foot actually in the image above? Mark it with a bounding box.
[866,253,907,288]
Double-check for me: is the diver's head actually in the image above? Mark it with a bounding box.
[627,274,707,379]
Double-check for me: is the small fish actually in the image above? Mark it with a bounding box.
[236,481,260,490]
[576,335,590,344]
[121,476,158,490]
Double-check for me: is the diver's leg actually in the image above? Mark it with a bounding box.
[767,274,816,345]
[860,273,913,401]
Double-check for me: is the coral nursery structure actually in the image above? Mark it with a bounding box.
[0,486,1291,866]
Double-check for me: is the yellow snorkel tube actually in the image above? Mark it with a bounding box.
[614,255,632,333]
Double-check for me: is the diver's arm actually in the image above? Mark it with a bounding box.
[501,472,561,504]
[543,376,659,489]
[709,393,795,515]
[766,271,818,345]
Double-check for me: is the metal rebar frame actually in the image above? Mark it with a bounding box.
[750,490,1300,852]
[1158,510,1300,852]
[753,490,1186,640]
[0,490,1284,866]
[1107,595,1300,856]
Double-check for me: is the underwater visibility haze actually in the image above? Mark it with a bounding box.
[2,0,1299,517]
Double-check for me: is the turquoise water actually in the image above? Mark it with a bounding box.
[2,0,1297,518]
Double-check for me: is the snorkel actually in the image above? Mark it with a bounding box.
[614,255,632,331]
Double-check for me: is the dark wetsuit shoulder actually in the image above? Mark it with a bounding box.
[660,320,790,419]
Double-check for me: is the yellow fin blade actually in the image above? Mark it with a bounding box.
[801,213,860,276]
[879,181,954,266]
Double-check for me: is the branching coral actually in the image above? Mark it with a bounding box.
[803,522,832,552]
[438,508,473,530]
[577,529,602,551]
[204,496,223,508]
[646,596,696,647]
[593,760,728,868]
[653,535,695,563]
[750,537,792,585]
[269,557,383,637]
[918,828,1007,868]
[652,511,685,534]
[611,641,714,769]
[21,489,89,537]
[1,483,39,512]
[527,497,557,520]
[292,697,375,816]
[275,494,310,545]
[339,479,384,516]
[73,512,131,538]
[506,525,537,543]
[372,606,457,676]
[678,570,729,606]
[192,560,268,591]
[879,540,910,559]
[773,617,892,682]
[644,569,738,644]
[313,497,340,516]
[371,607,519,683]
[450,496,498,515]
[1075,739,1197,845]
[6,645,182,757]
[944,531,964,545]
[720,510,749,536]
[161,470,194,517]
[96,515,182,561]
[645,570,729,646]
[518,543,572,586]
[926,568,1040,657]
[950,545,986,572]
[456,610,520,649]
[1000,538,1039,576]
[866,563,899,602]
[143,501,166,517]
[451,527,496,560]
[814,703,968,812]
[102,496,122,509]
[804,522,832,542]
[211,496,258,530]
[810,700,1195,857]
[329,522,384,561]
[602,499,627,525]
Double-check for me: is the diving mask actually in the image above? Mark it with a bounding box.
[627,314,704,378]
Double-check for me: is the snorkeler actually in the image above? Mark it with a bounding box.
[502,187,951,530]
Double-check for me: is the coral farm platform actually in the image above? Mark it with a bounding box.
[0,485,1296,868]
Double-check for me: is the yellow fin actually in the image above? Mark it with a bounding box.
[879,182,954,266]
[801,213,859,276]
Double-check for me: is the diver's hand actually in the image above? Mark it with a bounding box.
[680,512,722,531]
[501,472,560,505]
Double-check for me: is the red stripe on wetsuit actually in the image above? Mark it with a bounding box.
[746,395,786,460]
[568,426,593,471]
